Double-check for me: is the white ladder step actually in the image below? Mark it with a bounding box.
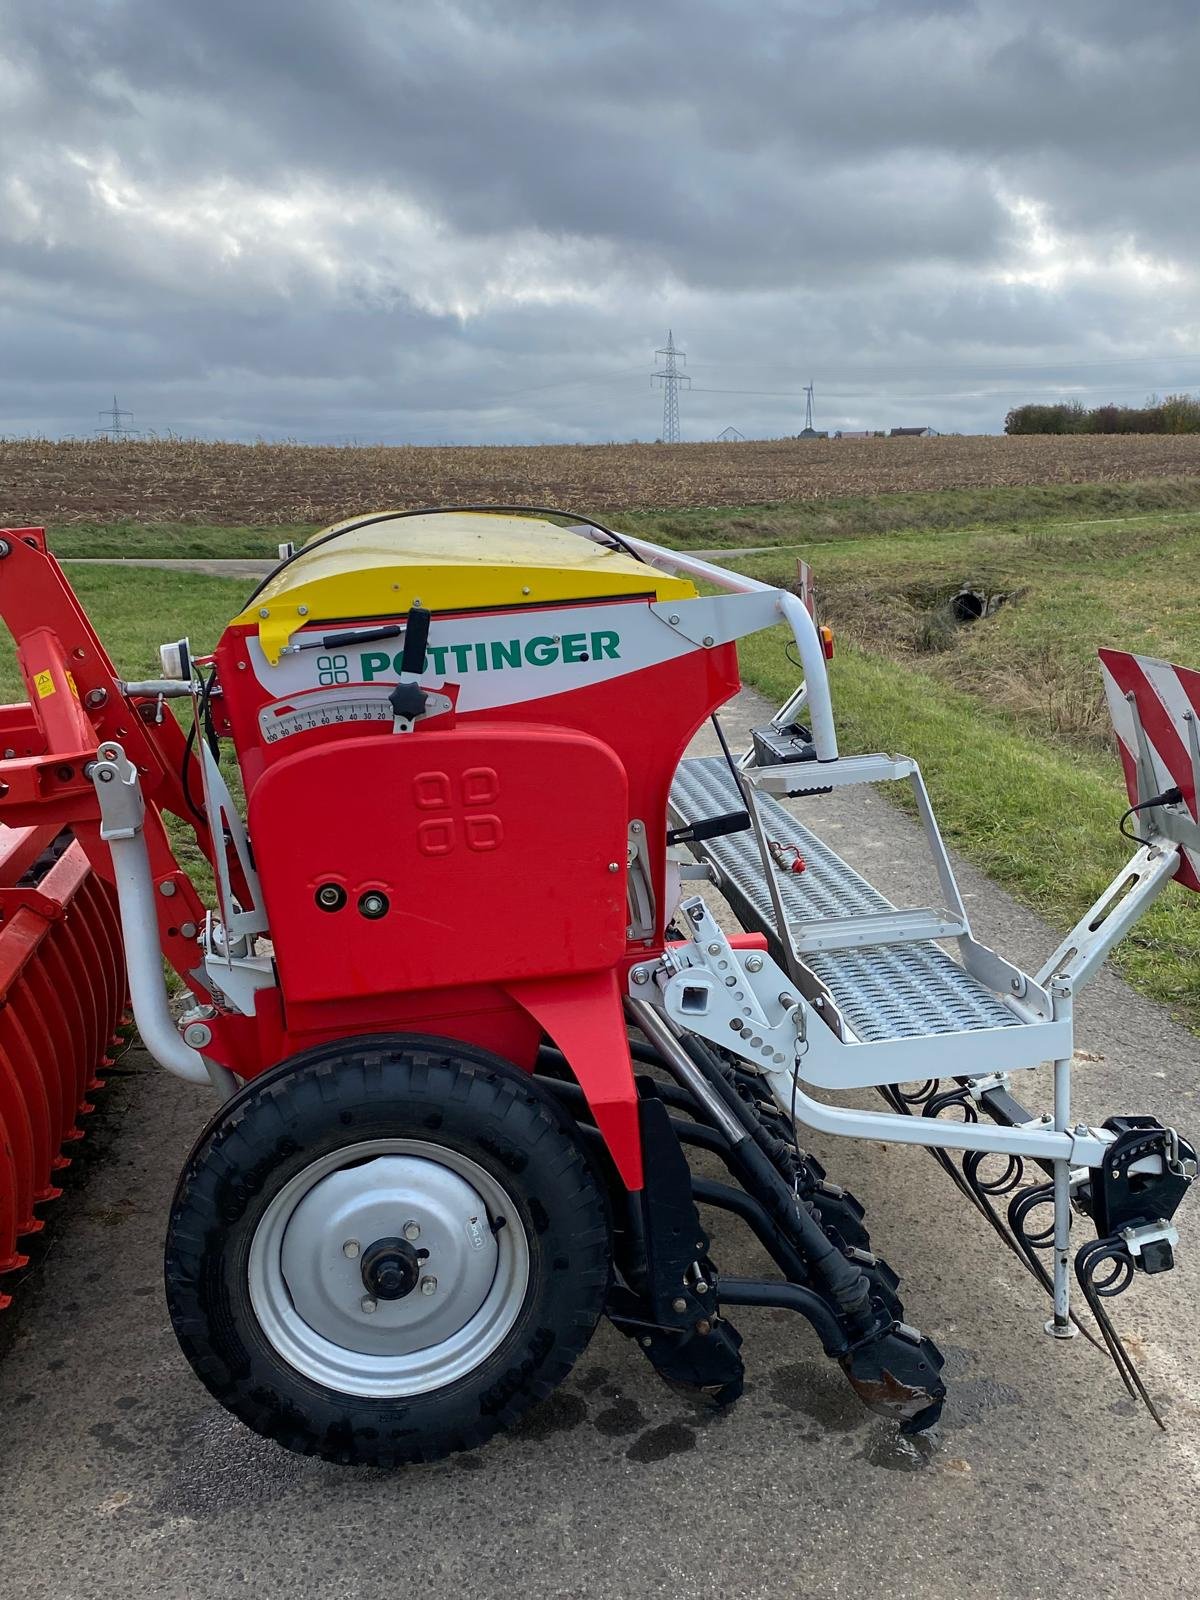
[669,756,1022,1045]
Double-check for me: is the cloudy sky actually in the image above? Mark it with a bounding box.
[2,0,1198,444]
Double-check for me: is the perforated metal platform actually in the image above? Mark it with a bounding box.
[670,756,1021,1045]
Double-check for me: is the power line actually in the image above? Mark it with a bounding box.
[688,377,1200,402]
[683,350,1200,378]
[651,330,690,443]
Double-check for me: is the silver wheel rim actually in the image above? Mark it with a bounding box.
[248,1138,530,1398]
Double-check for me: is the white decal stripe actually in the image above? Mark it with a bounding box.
[248,601,696,712]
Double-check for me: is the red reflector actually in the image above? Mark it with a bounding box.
[820,625,835,660]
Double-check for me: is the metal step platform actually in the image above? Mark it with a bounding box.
[669,756,1023,1046]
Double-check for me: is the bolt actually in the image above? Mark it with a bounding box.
[259,607,270,619]
[694,1279,709,1294]
[641,1336,653,1348]
[630,820,643,834]
[1074,1122,1090,1137]
[707,942,720,955]
[671,1296,688,1313]
[403,1220,421,1242]
[360,1296,377,1313]
[183,1021,212,1048]
[98,768,114,783]
[724,975,736,987]
[695,1318,712,1336]
[702,635,714,647]
[0,539,10,559]
[746,954,764,973]
[420,1275,437,1296]
[343,1239,361,1259]
[608,862,620,873]
[778,993,796,1008]
[179,921,198,939]
[298,604,309,616]
[522,586,531,595]
[668,614,680,625]
[159,880,177,897]
[630,966,648,985]
[84,687,108,709]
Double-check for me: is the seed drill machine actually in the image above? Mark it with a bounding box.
[0,508,1196,1463]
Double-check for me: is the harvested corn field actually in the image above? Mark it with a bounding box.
[5,432,1200,525]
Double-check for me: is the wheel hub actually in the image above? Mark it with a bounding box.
[360,1236,422,1301]
[247,1140,529,1397]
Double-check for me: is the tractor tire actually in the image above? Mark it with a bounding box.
[164,1035,612,1467]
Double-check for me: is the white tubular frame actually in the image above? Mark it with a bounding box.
[90,741,235,1097]
[577,527,839,762]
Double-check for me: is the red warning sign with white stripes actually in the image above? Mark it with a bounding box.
[1099,648,1200,892]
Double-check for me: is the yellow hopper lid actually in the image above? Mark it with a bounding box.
[233,509,697,662]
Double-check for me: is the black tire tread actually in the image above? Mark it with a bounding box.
[165,1034,612,1466]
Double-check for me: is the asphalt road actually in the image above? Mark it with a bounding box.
[2,685,1198,1600]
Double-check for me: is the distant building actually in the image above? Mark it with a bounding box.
[834,430,872,439]
[797,428,829,439]
[716,426,746,442]
[889,426,936,437]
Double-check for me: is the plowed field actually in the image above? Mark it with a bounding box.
[4,432,1200,525]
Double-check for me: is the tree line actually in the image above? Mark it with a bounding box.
[1004,394,1200,435]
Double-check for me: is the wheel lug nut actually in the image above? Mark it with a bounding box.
[420,1275,437,1296]
[403,1220,421,1242]
[342,1239,360,1259]
[360,1296,377,1314]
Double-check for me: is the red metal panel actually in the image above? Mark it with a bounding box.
[249,725,630,1008]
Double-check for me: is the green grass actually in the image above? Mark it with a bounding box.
[727,509,1200,751]
[0,566,252,699]
[46,522,307,559]
[0,567,250,900]
[622,475,1200,550]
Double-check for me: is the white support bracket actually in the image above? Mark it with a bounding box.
[91,744,234,1095]
[1037,841,1181,993]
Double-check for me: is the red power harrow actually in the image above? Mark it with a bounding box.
[0,823,126,1302]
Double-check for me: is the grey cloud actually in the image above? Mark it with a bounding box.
[1,0,1198,445]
